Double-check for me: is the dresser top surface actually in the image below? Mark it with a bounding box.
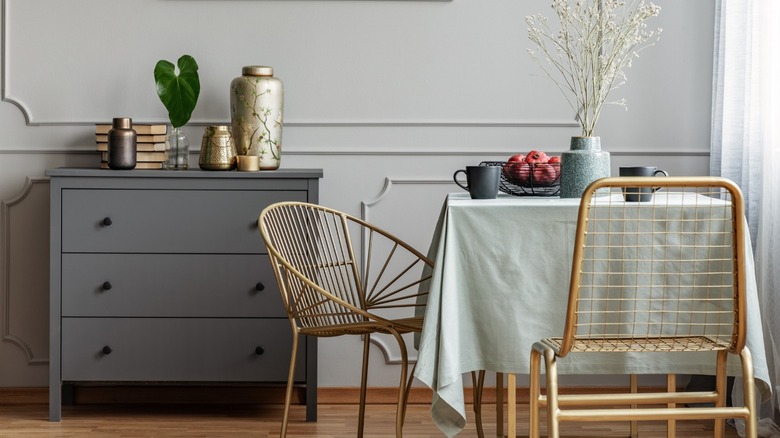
[45,168,323,179]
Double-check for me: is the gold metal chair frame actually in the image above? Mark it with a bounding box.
[529,177,757,438]
[259,202,486,437]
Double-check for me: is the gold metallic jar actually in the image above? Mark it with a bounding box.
[198,125,237,170]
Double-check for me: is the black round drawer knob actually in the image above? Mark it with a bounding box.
[102,217,113,226]
[102,345,112,355]
[255,346,265,355]
[102,281,112,291]
[255,282,265,292]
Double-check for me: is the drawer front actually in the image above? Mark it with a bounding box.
[61,189,306,253]
[61,318,305,382]
[62,254,283,318]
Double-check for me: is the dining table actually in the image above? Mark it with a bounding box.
[413,192,771,437]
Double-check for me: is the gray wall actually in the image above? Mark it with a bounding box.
[0,0,714,388]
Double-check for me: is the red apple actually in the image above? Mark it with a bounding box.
[548,156,561,164]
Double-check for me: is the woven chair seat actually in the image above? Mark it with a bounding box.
[301,317,424,337]
[544,335,731,353]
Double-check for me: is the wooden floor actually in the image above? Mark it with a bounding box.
[0,403,741,437]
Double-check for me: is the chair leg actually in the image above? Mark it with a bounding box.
[630,374,638,438]
[666,373,676,438]
[358,333,371,438]
[402,361,418,427]
[740,348,757,438]
[529,345,542,438]
[508,373,517,438]
[543,348,560,438]
[280,330,300,438]
[471,370,485,438]
[496,372,504,438]
[714,350,728,438]
[390,330,410,438]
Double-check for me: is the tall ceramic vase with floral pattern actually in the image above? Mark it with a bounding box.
[230,66,283,170]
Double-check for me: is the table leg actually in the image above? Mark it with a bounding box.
[473,370,486,438]
[508,373,516,438]
[496,372,504,437]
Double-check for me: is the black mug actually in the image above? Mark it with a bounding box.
[619,166,669,202]
[453,166,500,199]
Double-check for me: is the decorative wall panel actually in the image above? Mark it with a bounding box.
[1,0,575,127]
[361,177,452,364]
[1,178,49,364]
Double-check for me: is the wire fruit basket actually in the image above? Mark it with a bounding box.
[481,161,561,196]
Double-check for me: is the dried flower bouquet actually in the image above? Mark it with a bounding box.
[526,0,662,137]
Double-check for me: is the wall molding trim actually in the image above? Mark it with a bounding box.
[0,0,572,130]
[0,148,712,157]
[360,177,451,365]
[1,177,49,365]
[282,120,579,128]
[3,2,573,128]
[0,0,32,125]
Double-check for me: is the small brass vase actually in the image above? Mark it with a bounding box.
[199,125,237,170]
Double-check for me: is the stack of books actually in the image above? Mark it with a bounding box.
[96,123,168,169]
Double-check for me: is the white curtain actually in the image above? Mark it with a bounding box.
[711,0,780,436]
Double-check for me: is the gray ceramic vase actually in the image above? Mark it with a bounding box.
[560,136,610,198]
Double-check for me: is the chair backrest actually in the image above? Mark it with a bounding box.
[558,177,747,357]
[258,202,431,331]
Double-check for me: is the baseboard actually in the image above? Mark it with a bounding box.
[0,385,673,406]
[0,387,48,404]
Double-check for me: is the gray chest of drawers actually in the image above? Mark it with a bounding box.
[47,168,322,422]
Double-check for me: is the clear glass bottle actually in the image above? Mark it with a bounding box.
[165,126,189,170]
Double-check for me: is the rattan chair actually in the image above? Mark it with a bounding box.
[260,202,482,437]
[529,177,757,438]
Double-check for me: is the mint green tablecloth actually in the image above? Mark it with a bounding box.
[413,192,771,437]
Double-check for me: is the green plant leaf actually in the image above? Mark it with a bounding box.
[154,55,200,128]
